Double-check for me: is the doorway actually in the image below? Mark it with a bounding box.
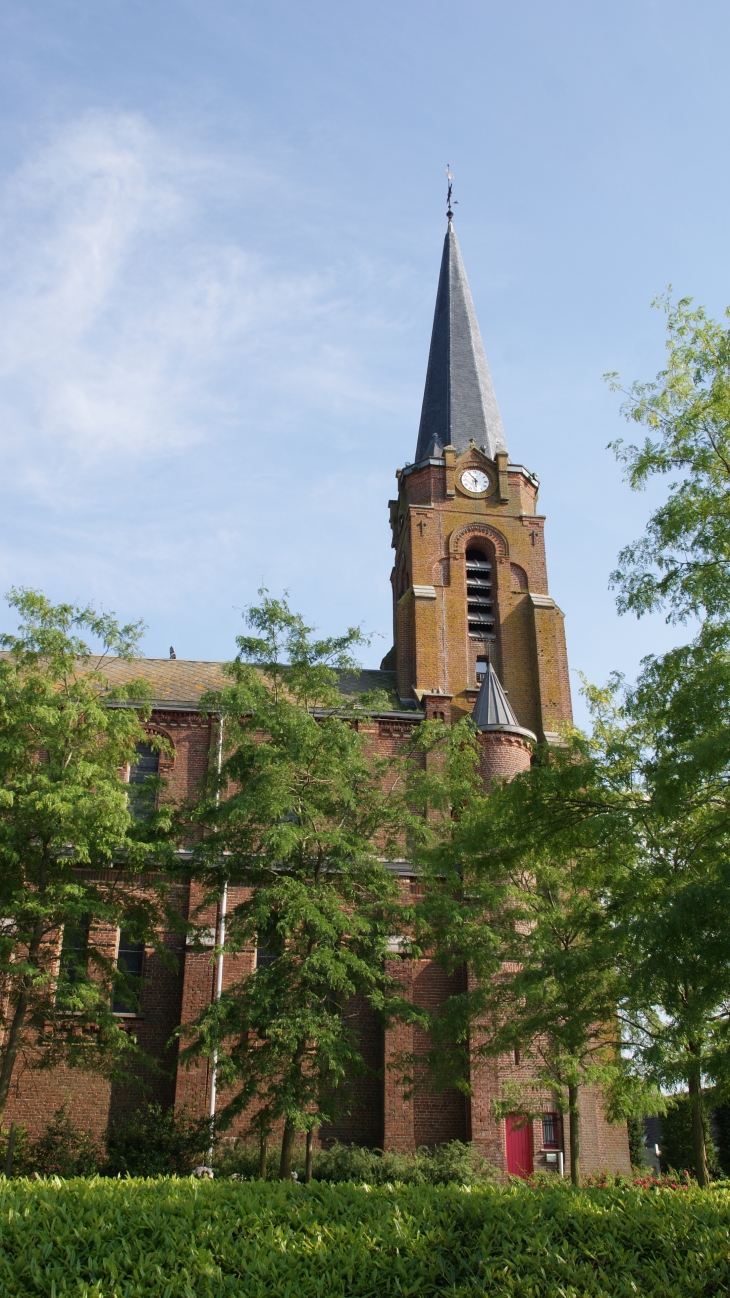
[505,1115,533,1177]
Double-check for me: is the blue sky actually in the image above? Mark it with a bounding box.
[1,0,728,724]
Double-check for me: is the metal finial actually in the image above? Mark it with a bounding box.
[446,165,458,221]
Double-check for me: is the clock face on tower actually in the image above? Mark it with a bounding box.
[460,468,490,495]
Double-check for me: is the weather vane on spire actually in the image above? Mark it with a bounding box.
[446,165,458,221]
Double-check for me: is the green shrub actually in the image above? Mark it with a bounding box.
[309,1142,387,1183]
[214,1139,281,1180]
[311,1140,495,1186]
[1,1107,103,1178]
[660,1092,721,1177]
[423,1139,496,1185]
[0,1124,32,1177]
[105,1103,208,1177]
[214,1139,496,1185]
[626,1114,647,1169]
[0,1178,729,1296]
[713,1100,730,1176]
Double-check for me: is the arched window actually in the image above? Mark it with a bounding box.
[127,742,159,820]
[112,931,145,1014]
[256,931,282,970]
[56,916,89,1005]
[465,548,495,639]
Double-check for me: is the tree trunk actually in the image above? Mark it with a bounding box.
[0,987,30,1125]
[568,1083,581,1187]
[688,1052,709,1187]
[305,1129,314,1184]
[279,1118,297,1180]
[278,1038,308,1181]
[4,1123,17,1178]
[0,852,49,1127]
[258,1127,268,1181]
[0,920,45,1125]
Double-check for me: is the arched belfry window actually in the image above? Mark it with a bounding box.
[465,548,495,639]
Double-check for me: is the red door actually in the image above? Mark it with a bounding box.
[506,1116,533,1177]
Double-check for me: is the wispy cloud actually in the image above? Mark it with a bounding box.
[0,110,419,657]
[0,112,397,489]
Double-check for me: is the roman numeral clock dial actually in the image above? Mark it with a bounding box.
[460,469,490,495]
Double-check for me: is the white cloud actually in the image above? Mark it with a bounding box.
[0,110,419,660]
[0,112,367,480]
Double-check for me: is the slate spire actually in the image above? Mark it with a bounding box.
[472,661,536,740]
[415,222,508,464]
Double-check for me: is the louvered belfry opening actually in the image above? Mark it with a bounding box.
[465,548,495,639]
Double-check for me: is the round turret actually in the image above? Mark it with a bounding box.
[472,661,536,789]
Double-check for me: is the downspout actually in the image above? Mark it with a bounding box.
[207,713,226,1167]
[439,507,447,693]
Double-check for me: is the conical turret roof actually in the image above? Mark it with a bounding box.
[472,662,536,740]
[414,222,508,464]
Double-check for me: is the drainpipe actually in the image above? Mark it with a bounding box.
[207,714,226,1167]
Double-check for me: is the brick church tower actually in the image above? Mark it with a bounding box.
[387,216,572,753]
[379,218,630,1176]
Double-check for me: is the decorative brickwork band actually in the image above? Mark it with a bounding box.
[449,520,509,558]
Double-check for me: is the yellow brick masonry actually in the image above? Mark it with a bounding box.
[391,444,572,738]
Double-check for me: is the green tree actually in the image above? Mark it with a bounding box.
[178,593,414,1179]
[658,1092,720,1178]
[607,294,730,624]
[421,653,730,1186]
[415,705,642,1187]
[0,589,175,1122]
[615,633,730,1186]
[605,298,730,1184]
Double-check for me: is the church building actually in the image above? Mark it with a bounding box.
[3,216,631,1179]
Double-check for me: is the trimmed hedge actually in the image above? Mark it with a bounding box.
[1,1178,729,1297]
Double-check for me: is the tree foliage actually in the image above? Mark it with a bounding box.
[0,589,176,1120]
[177,593,415,1178]
[414,698,645,1186]
[612,634,730,1185]
[607,294,730,623]
[603,297,730,1182]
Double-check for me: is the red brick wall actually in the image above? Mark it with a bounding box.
[412,960,469,1147]
[383,958,416,1151]
[477,731,533,787]
[2,879,189,1140]
[322,995,384,1149]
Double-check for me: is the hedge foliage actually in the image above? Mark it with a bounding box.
[215,1138,497,1186]
[105,1104,208,1178]
[1,1177,729,1297]
[1,1111,495,1184]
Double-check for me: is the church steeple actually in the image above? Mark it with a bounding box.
[414,222,508,464]
[388,217,571,741]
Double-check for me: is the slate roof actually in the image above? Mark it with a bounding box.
[93,658,404,713]
[472,661,536,741]
[414,221,508,464]
[100,657,228,708]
